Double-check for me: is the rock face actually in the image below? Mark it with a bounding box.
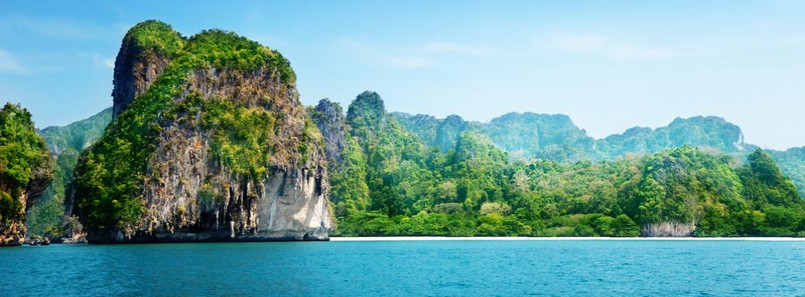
[311,99,348,165]
[72,21,332,243]
[0,179,51,246]
[641,222,695,237]
[111,23,177,119]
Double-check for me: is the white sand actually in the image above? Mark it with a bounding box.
[330,236,805,242]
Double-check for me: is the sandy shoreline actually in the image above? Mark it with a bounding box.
[330,236,805,242]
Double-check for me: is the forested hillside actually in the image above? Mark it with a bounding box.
[321,92,805,237]
[394,109,805,199]
[0,103,52,245]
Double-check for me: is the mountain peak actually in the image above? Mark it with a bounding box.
[75,22,331,243]
[346,91,387,133]
[112,20,184,118]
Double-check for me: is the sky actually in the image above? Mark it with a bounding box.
[2,1,805,149]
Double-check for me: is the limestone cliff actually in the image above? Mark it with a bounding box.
[111,21,182,119]
[0,103,53,246]
[310,99,348,165]
[72,21,332,243]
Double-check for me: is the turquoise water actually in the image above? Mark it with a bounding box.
[2,240,805,296]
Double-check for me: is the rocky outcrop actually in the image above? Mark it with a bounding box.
[641,222,695,237]
[111,21,181,119]
[0,198,29,246]
[111,39,169,118]
[346,91,388,144]
[390,113,470,153]
[25,166,53,207]
[73,21,332,243]
[0,222,25,246]
[120,69,330,243]
[0,103,53,246]
[311,99,348,165]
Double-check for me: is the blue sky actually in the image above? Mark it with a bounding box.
[2,1,805,149]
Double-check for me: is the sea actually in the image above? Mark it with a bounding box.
[2,239,804,296]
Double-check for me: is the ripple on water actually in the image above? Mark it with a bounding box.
[1,240,805,296]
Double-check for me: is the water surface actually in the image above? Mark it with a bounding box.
[2,240,804,296]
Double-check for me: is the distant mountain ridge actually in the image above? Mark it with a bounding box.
[318,92,805,237]
[394,113,750,159]
[26,107,112,237]
[597,116,751,157]
[39,107,112,154]
[392,111,804,196]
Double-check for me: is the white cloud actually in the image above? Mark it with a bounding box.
[340,38,489,69]
[103,58,115,69]
[550,32,678,60]
[551,33,608,51]
[339,38,433,69]
[0,49,28,74]
[78,53,116,69]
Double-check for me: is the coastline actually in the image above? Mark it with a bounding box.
[330,236,805,242]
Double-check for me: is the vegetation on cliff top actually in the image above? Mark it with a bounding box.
[126,20,185,57]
